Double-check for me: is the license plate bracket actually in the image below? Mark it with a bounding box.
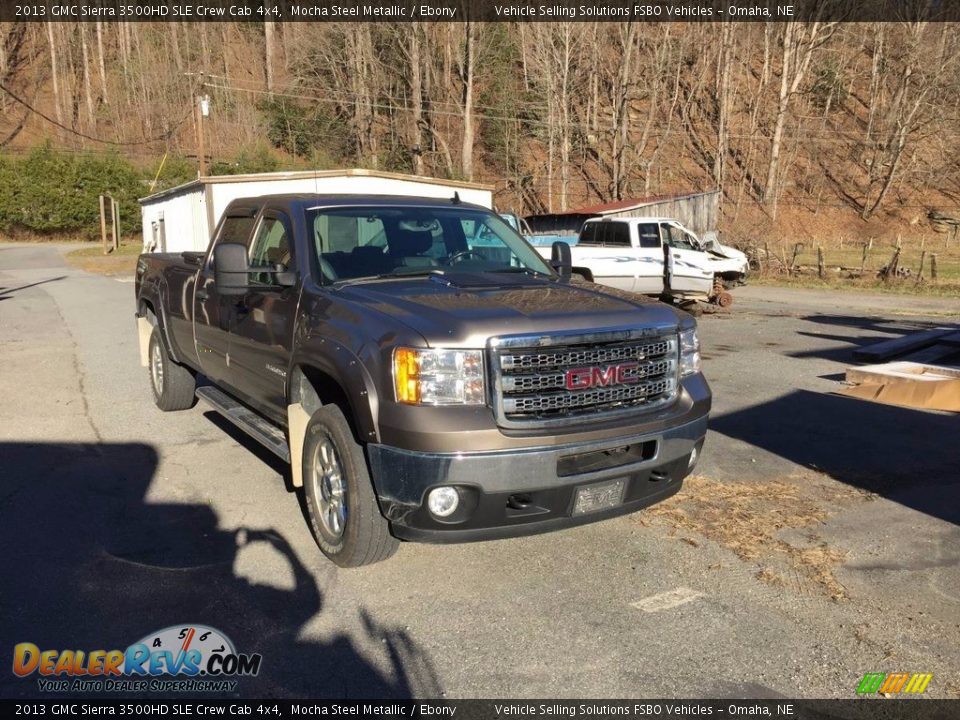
[572,478,626,516]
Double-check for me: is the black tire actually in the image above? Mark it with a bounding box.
[303,404,398,567]
[148,327,197,411]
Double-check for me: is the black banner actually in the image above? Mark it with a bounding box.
[3,0,960,23]
[0,700,958,720]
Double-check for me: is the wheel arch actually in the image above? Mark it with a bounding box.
[286,361,379,488]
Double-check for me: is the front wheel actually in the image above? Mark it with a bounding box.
[303,405,398,567]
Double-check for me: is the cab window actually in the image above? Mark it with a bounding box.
[248,216,293,285]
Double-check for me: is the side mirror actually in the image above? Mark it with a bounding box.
[213,242,250,297]
[551,241,572,278]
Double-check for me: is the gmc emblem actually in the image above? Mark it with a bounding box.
[565,362,639,391]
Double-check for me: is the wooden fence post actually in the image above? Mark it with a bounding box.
[817,246,825,279]
[915,250,926,286]
[111,199,120,251]
[860,241,871,275]
[790,243,803,274]
[883,247,901,283]
[99,195,109,255]
[930,254,938,281]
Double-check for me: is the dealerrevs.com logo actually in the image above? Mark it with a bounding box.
[13,624,262,693]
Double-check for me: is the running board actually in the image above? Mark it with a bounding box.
[196,386,290,462]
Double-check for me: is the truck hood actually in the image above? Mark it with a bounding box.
[334,272,682,347]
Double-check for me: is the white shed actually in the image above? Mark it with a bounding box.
[139,169,495,253]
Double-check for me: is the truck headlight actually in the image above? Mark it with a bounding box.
[679,328,701,377]
[393,348,485,405]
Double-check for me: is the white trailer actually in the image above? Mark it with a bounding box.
[139,169,494,253]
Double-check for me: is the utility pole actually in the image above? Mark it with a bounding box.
[194,92,210,176]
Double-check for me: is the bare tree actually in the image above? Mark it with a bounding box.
[264,20,277,93]
[763,18,837,219]
[525,22,584,210]
[859,22,960,218]
[45,22,64,129]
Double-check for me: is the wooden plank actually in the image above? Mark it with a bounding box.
[853,327,957,362]
[900,343,960,366]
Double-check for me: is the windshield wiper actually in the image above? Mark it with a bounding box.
[376,267,446,278]
[487,267,553,278]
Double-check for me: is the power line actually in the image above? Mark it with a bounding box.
[0,81,193,147]
[204,79,960,144]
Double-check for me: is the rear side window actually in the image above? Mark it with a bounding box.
[580,222,631,247]
[580,223,600,245]
[606,222,631,247]
[218,215,256,244]
[637,224,661,248]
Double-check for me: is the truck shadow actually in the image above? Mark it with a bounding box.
[0,441,440,699]
[710,390,960,526]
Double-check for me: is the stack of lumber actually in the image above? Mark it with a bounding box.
[852,327,960,366]
[843,326,960,412]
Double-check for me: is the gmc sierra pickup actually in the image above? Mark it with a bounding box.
[135,194,711,566]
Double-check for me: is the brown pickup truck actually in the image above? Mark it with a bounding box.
[135,194,710,566]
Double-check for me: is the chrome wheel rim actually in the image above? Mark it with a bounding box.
[313,436,346,538]
[150,341,164,395]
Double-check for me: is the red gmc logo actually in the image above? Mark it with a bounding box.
[565,362,639,391]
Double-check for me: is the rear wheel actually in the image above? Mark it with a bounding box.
[148,328,196,411]
[303,404,398,567]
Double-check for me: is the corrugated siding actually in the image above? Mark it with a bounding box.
[140,188,205,252]
[607,191,719,236]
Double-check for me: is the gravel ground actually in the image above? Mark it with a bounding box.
[1,243,958,700]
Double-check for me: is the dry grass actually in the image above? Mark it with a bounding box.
[638,474,872,601]
[749,275,960,299]
[64,243,140,276]
[744,233,960,297]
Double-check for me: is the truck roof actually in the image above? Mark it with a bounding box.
[226,193,490,213]
[584,216,678,224]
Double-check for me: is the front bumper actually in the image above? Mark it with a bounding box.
[366,414,707,543]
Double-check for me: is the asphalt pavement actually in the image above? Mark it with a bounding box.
[1,243,958,699]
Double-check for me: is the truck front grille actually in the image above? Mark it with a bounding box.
[491,328,679,429]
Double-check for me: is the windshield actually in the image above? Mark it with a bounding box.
[308,206,554,282]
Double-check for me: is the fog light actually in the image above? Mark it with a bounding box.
[427,487,459,518]
[688,446,699,470]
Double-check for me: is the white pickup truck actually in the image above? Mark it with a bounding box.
[536,217,747,306]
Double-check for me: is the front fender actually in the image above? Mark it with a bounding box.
[289,338,382,445]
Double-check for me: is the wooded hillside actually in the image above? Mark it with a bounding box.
[1,20,959,241]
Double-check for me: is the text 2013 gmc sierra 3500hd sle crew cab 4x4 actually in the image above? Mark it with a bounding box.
[135,194,710,566]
